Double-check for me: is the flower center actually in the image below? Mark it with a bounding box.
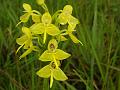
[50,43,55,52]
[51,62,56,69]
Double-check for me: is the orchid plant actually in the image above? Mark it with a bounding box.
[16,0,82,88]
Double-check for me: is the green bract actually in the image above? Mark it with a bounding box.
[16,0,83,88]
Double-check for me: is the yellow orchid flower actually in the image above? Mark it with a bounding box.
[36,0,45,5]
[36,61,68,88]
[65,25,83,45]
[39,39,71,68]
[58,5,79,26]
[16,27,37,59]
[17,3,40,26]
[30,12,60,43]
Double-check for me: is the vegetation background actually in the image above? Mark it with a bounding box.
[0,0,120,90]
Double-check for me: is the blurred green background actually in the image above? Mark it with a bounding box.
[0,0,120,90]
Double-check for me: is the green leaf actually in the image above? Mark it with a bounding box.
[30,23,45,34]
[55,49,71,60]
[46,24,60,36]
[53,68,68,81]
[36,65,51,78]
[23,3,32,12]
[39,50,53,61]
[42,12,52,24]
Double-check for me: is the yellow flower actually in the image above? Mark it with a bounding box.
[39,39,71,68]
[16,27,37,59]
[58,5,79,26]
[17,3,40,26]
[30,12,60,43]
[36,61,68,88]
[65,25,83,45]
[36,0,45,5]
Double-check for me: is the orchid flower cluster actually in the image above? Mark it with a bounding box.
[16,0,82,88]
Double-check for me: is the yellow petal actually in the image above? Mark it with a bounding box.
[68,15,79,27]
[69,33,83,45]
[23,3,32,12]
[48,39,58,51]
[16,35,27,45]
[20,13,30,22]
[46,24,60,36]
[30,23,44,34]
[39,50,53,61]
[23,40,32,49]
[58,13,68,25]
[59,35,67,41]
[67,24,76,31]
[16,43,25,54]
[43,30,47,43]
[41,12,52,24]
[53,67,68,81]
[36,0,45,5]
[22,27,31,38]
[55,49,71,60]
[19,46,33,59]
[50,71,54,88]
[32,13,40,23]
[63,5,73,15]
[36,65,51,78]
